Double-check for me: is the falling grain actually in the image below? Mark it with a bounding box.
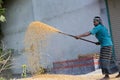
[24,21,60,74]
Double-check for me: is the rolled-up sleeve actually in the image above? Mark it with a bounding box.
[90,26,100,35]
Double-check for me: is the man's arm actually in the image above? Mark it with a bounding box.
[74,32,91,39]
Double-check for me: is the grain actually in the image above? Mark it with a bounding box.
[24,21,60,73]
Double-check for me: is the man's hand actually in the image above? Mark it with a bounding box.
[73,36,80,39]
[95,42,100,45]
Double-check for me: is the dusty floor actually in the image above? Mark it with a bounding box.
[18,70,120,80]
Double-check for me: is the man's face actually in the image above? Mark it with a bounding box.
[93,20,99,26]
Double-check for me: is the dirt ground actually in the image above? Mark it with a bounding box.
[18,70,120,80]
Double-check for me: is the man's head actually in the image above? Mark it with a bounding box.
[93,16,102,26]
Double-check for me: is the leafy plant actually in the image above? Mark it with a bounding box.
[0,0,5,41]
[21,64,27,78]
[0,41,13,77]
[0,77,6,80]
[36,67,47,74]
[0,0,6,22]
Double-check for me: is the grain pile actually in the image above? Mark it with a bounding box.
[18,71,119,80]
[24,21,60,74]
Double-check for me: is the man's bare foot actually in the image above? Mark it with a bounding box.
[100,75,110,80]
[116,73,120,78]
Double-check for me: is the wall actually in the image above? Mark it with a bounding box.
[1,0,107,74]
[32,0,101,68]
[53,57,95,75]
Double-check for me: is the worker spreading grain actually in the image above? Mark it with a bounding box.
[74,16,120,80]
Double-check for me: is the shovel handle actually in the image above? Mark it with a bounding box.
[58,32,96,44]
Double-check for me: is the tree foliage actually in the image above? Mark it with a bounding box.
[0,0,6,22]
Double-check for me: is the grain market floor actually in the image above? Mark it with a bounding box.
[18,69,120,80]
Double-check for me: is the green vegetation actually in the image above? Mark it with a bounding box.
[0,41,13,79]
[36,67,47,74]
[21,64,27,78]
[0,0,6,22]
[0,77,6,80]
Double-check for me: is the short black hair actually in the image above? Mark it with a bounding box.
[94,16,101,18]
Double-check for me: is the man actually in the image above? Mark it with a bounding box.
[74,16,120,80]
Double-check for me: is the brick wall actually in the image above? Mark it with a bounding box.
[53,57,96,75]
